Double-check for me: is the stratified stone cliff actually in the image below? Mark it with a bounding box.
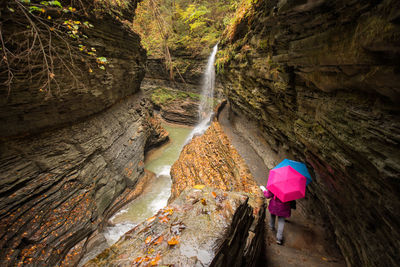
[0,1,167,266]
[218,0,400,266]
[0,0,146,138]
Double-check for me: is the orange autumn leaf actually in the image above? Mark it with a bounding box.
[167,236,179,246]
[150,253,161,266]
[145,236,152,244]
[159,216,169,223]
[147,216,156,223]
[154,236,164,245]
[134,257,142,263]
[211,191,217,198]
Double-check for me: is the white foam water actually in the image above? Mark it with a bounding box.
[104,222,137,245]
[185,44,218,144]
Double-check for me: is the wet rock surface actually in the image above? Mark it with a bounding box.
[85,187,264,267]
[218,0,400,266]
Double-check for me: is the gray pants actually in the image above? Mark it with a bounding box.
[269,214,285,241]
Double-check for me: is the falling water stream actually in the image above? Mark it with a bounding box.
[81,45,218,264]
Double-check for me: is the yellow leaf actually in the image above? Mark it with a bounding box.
[322,257,328,261]
[47,16,51,19]
[193,185,205,190]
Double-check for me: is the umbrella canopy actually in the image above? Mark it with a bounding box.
[267,166,306,202]
[273,159,312,185]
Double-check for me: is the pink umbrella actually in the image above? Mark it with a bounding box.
[266,166,307,202]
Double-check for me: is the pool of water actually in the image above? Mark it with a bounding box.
[104,123,193,244]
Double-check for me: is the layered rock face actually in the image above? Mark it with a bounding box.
[218,0,400,266]
[0,1,146,138]
[0,95,166,266]
[143,55,206,93]
[86,121,265,266]
[0,1,168,266]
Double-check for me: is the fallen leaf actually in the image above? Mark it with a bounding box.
[160,216,169,223]
[167,236,179,246]
[150,253,161,266]
[193,185,205,190]
[147,216,156,223]
[200,198,207,206]
[154,236,164,245]
[211,192,217,198]
[145,236,152,244]
[322,257,328,261]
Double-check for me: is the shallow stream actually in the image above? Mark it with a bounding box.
[104,122,193,244]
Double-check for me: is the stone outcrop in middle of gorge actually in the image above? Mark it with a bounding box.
[218,0,400,266]
[170,121,260,200]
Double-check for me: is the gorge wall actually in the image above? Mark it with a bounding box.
[218,0,400,266]
[0,1,166,266]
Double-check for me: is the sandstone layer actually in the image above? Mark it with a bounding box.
[218,0,400,266]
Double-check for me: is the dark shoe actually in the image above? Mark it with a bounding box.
[276,239,283,245]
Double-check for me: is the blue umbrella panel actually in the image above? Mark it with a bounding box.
[273,159,312,185]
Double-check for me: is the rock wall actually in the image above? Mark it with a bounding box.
[142,56,206,93]
[0,1,146,138]
[218,0,400,266]
[0,95,167,266]
[0,1,169,266]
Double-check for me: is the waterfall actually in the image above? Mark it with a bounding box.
[185,44,218,143]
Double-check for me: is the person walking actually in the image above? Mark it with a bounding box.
[260,185,294,245]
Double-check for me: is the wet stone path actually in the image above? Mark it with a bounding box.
[218,105,346,267]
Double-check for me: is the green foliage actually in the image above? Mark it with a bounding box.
[133,0,239,57]
[151,88,200,106]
